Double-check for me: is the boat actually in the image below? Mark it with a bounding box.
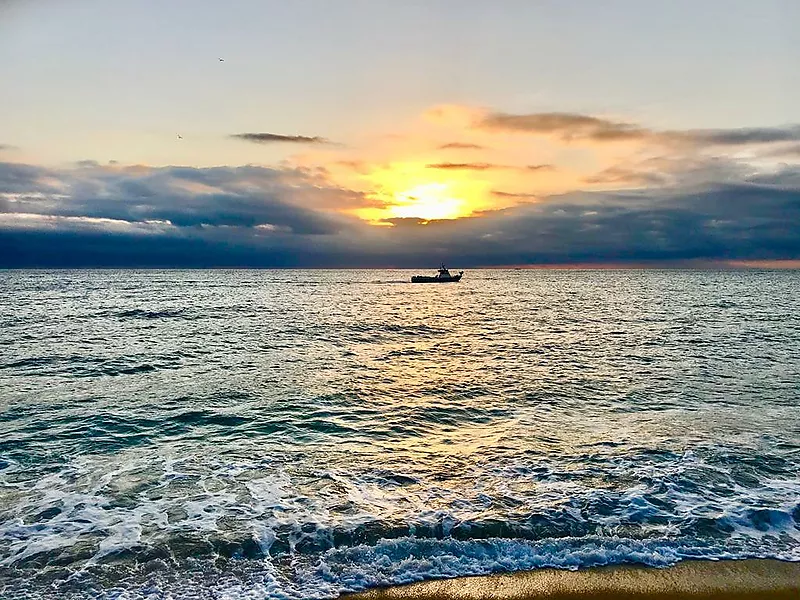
[411,264,464,283]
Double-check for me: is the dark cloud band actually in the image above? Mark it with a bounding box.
[3,158,800,267]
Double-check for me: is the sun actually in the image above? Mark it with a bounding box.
[388,182,466,220]
[352,162,491,223]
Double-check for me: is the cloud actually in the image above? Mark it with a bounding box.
[0,144,18,152]
[3,156,800,267]
[685,126,800,146]
[334,160,371,174]
[0,227,317,268]
[477,110,800,148]
[0,161,360,235]
[437,142,485,150]
[583,166,670,186]
[230,133,331,144]
[426,162,499,171]
[0,162,60,194]
[388,175,800,266]
[479,112,649,142]
[491,190,539,199]
[763,143,800,158]
[425,162,554,172]
[381,217,432,227]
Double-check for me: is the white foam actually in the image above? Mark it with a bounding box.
[1,446,798,598]
[7,534,797,600]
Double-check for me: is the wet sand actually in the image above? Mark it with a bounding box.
[343,559,800,600]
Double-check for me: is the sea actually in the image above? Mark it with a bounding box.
[1,269,798,599]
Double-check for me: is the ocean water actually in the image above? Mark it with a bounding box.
[1,268,799,599]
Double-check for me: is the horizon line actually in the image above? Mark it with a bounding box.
[2,260,800,271]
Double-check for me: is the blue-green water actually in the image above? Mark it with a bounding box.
[1,269,799,599]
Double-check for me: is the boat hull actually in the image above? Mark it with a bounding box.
[411,274,463,283]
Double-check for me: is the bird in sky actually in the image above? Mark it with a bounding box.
[176,134,183,140]
[218,58,224,62]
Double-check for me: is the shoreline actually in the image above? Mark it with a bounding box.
[342,559,800,600]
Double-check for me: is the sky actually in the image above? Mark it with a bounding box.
[2,0,800,267]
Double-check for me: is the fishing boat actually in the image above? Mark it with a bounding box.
[411,264,464,283]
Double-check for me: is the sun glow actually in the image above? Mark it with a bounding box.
[352,162,494,223]
[388,182,466,220]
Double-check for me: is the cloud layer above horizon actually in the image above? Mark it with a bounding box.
[3,105,800,267]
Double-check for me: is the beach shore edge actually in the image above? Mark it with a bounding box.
[342,559,800,600]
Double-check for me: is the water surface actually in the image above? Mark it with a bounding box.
[1,269,798,599]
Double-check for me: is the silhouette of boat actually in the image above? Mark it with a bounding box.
[411,264,464,283]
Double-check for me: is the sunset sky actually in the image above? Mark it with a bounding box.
[2,0,800,267]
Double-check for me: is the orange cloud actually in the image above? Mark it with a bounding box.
[438,142,485,150]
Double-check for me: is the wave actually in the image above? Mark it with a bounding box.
[1,534,798,600]
[1,452,798,599]
[0,352,186,378]
[114,308,190,319]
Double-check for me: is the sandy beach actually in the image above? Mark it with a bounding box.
[343,559,800,600]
